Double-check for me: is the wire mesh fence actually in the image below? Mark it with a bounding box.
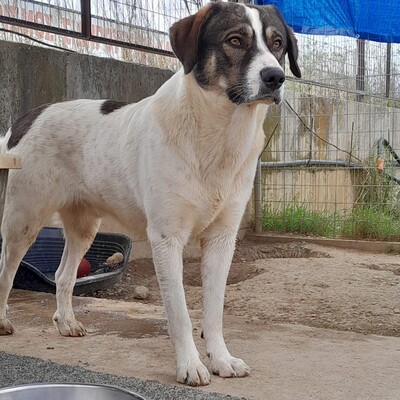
[1,1,400,240]
[0,0,82,33]
[0,0,207,67]
[260,32,400,240]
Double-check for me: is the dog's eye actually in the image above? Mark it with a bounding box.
[273,39,283,50]
[228,37,242,47]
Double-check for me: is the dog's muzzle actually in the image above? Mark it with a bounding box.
[227,66,285,105]
[257,67,285,104]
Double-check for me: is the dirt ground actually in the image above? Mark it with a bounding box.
[83,237,400,337]
[3,235,400,399]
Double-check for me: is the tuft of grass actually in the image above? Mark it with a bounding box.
[340,206,400,241]
[262,204,400,241]
[262,152,400,241]
[261,204,340,237]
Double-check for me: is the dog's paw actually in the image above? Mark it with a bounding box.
[210,355,250,378]
[53,314,87,337]
[0,318,14,335]
[176,357,211,386]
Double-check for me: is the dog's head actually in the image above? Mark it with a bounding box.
[170,2,301,105]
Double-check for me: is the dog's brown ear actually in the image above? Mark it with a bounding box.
[169,4,213,74]
[286,26,301,78]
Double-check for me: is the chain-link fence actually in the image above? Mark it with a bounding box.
[257,32,400,240]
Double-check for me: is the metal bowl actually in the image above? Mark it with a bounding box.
[0,383,146,400]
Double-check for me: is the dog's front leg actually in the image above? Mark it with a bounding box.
[149,230,211,386]
[201,224,250,378]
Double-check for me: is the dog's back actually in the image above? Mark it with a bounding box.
[2,99,151,227]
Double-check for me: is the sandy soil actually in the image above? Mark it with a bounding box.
[4,237,400,399]
[83,238,400,337]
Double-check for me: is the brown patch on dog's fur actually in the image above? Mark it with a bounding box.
[100,100,128,115]
[8,104,50,150]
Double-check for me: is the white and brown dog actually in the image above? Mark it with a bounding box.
[0,2,300,386]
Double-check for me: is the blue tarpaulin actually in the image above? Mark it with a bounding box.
[255,0,400,43]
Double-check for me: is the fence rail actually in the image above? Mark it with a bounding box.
[0,0,179,56]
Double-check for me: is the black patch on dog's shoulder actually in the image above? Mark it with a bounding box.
[100,100,128,115]
[8,104,50,150]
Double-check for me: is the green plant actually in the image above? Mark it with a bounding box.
[261,204,340,237]
[355,155,395,209]
[261,150,400,240]
[340,206,400,241]
[262,203,400,241]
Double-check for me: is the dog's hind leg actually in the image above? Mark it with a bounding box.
[0,211,47,335]
[53,207,100,337]
[200,213,250,379]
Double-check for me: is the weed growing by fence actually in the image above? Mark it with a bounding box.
[262,203,400,240]
[341,206,400,240]
[261,205,340,237]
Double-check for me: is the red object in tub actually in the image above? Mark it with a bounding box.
[77,258,92,278]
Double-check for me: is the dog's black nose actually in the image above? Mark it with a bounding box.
[260,68,285,90]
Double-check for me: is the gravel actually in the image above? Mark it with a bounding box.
[0,352,249,400]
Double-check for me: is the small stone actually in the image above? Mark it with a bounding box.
[134,286,149,300]
[394,309,400,314]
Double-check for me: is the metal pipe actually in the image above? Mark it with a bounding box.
[80,0,91,39]
[261,160,362,169]
[0,15,175,57]
[254,157,262,233]
[356,38,366,102]
[386,43,392,98]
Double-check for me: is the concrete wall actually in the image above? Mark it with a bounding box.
[263,90,400,164]
[261,90,400,214]
[262,167,364,214]
[0,40,173,136]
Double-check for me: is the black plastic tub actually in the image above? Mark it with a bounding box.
[3,227,132,295]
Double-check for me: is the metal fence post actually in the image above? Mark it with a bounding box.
[254,157,262,233]
[81,0,91,39]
